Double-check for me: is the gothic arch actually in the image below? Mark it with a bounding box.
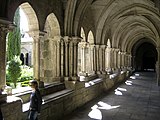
[44,13,61,38]
[87,31,94,44]
[20,3,39,32]
[107,39,111,48]
[81,27,86,42]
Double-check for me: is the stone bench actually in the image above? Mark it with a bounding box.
[22,89,73,112]
[13,82,65,104]
[80,74,99,82]
[85,78,103,87]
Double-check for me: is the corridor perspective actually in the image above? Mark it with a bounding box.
[1,0,160,120]
[65,72,160,120]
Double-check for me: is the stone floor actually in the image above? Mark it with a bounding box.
[64,72,160,120]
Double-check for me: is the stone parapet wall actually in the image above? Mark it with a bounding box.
[1,70,132,120]
[1,96,22,120]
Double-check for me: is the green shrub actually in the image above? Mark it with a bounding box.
[6,64,33,88]
[8,56,22,88]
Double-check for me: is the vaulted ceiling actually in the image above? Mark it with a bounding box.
[75,0,160,53]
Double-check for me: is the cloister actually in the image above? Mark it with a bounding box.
[0,0,160,120]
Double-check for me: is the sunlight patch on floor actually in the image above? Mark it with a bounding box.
[125,80,133,86]
[88,101,120,120]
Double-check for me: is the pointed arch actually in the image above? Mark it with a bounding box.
[107,39,111,48]
[44,13,61,38]
[87,31,94,44]
[20,2,39,31]
[81,27,86,42]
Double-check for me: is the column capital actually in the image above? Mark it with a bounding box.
[63,36,71,44]
[89,44,95,49]
[79,41,89,48]
[0,19,15,33]
[28,30,47,39]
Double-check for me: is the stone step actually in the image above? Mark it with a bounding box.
[13,82,65,103]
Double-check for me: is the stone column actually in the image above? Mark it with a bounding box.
[118,51,121,69]
[63,36,70,80]
[56,37,61,80]
[89,45,95,74]
[93,45,97,73]
[121,52,125,68]
[30,31,46,88]
[106,47,112,73]
[60,37,65,78]
[95,45,101,74]
[110,48,115,71]
[63,36,81,81]
[0,19,14,102]
[100,45,107,74]
[79,42,88,76]
[72,37,81,80]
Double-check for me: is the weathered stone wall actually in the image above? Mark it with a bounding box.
[1,71,131,120]
[1,96,22,120]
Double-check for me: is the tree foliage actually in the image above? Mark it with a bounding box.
[7,7,21,61]
[8,56,22,88]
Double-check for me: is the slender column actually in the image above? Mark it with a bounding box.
[100,45,107,74]
[64,36,81,81]
[95,45,101,74]
[56,38,61,78]
[52,36,62,80]
[79,42,88,75]
[110,48,115,71]
[106,47,111,72]
[81,42,87,74]
[114,49,119,69]
[89,45,95,74]
[69,39,74,76]
[93,45,97,72]
[60,38,64,77]
[72,37,81,80]
[121,52,125,68]
[63,36,70,80]
[118,51,121,69]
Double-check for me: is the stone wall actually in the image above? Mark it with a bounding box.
[1,71,131,120]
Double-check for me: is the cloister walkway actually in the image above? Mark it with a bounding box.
[64,72,160,120]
